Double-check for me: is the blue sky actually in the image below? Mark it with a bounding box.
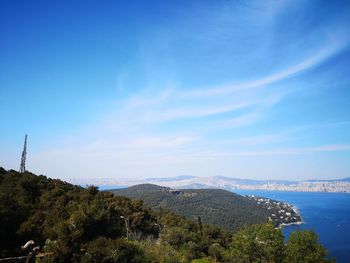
[1,0,350,182]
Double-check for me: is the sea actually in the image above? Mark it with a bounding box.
[232,189,350,263]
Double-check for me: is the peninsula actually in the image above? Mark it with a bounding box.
[110,184,302,232]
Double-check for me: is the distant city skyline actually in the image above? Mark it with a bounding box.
[1,0,350,181]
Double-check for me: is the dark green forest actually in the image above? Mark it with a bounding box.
[0,167,334,262]
[111,184,299,232]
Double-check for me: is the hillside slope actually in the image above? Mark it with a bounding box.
[110,184,301,232]
[0,168,332,263]
[0,168,230,261]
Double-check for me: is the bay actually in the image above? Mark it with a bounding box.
[232,189,350,263]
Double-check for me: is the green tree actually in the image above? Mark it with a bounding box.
[284,230,334,263]
[226,223,284,263]
[139,239,182,263]
[0,168,337,263]
[208,243,223,262]
[191,258,216,263]
[79,237,149,263]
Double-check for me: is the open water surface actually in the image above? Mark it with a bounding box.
[233,190,350,263]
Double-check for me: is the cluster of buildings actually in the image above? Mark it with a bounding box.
[247,195,302,226]
[235,181,350,193]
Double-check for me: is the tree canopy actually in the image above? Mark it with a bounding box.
[0,168,334,262]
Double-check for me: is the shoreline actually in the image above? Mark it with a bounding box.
[278,205,304,228]
[247,194,304,228]
[278,220,304,228]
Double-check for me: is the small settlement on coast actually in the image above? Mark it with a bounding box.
[246,195,303,227]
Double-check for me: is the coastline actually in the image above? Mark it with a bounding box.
[278,220,303,228]
[235,190,350,262]
[278,205,304,228]
[246,194,303,228]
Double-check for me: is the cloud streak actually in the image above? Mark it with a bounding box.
[129,136,198,149]
[20,1,350,181]
[184,41,347,98]
[208,144,350,157]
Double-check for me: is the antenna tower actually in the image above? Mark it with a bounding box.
[20,134,28,173]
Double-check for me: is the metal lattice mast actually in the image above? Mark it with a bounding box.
[19,134,28,173]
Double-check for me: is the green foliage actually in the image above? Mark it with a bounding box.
[79,237,149,263]
[111,184,272,232]
[0,168,334,263]
[0,170,50,256]
[208,243,224,262]
[0,169,157,261]
[191,258,216,263]
[284,230,335,263]
[139,239,182,263]
[225,223,285,263]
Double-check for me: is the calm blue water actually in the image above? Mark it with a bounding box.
[232,190,350,263]
[98,185,125,191]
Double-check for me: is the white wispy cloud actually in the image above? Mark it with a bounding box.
[26,1,350,181]
[184,42,347,98]
[129,136,198,149]
[212,111,262,128]
[144,100,255,122]
[208,144,350,157]
[32,39,348,180]
[229,134,288,146]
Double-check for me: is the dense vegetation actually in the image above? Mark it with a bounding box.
[0,167,334,262]
[110,184,296,232]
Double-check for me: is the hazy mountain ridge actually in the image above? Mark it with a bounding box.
[92,175,350,193]
[306,177,350,182]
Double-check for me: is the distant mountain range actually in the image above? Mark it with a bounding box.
[306,177,350,182]
[93,175,350,193]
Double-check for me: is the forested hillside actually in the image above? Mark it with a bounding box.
[0,167,333,262]
[110,184,300,232]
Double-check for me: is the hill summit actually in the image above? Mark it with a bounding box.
[110,184,301,232]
